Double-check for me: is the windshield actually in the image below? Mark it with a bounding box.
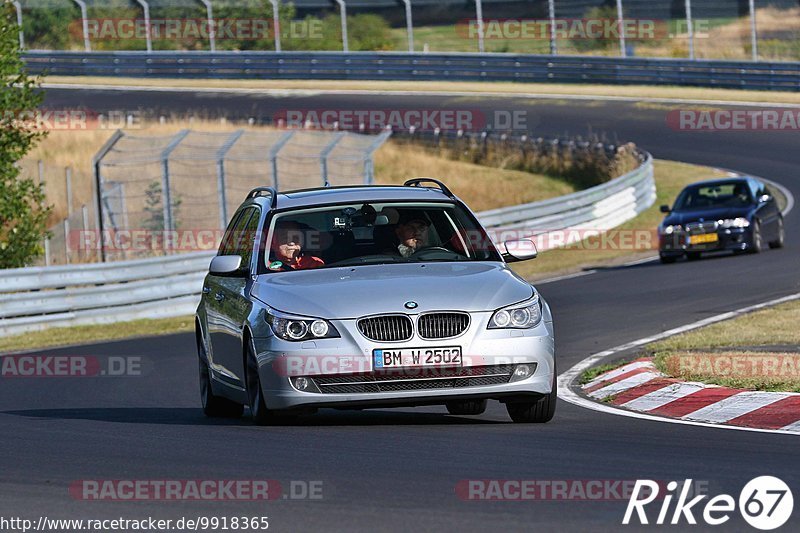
[259,201,501,273]
[673,182,753,211]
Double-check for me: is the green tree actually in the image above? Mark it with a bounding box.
[0,3,51,269]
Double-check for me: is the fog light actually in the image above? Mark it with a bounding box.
[510,364,536,383]
[293,377,310,391]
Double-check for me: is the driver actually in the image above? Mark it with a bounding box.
[268,221,325,271]
[388,213,430,258]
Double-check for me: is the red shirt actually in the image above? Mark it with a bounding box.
[269,255,325,271]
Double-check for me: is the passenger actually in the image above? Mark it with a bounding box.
[268,221,325,271]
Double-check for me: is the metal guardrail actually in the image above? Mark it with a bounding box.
[0,154,654,337]
[22,51,800,90]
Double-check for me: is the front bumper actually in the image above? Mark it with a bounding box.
[252,311,555,411]
[659,227,752,256]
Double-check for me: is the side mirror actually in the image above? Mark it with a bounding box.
[659,205,671,213]
[209,255,244,276]
[502,239,537,263]
[758,194,772,204]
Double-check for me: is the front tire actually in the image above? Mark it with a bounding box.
[505,369,557,423]
[199,357,243,418]
[659,254,677,264]
[245,341,273,425]
[769,217,785,249]
[749,220,763,254]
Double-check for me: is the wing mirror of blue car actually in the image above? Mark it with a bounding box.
[209,255,245,276]
[502,239,537,262]
[659,205,671,213]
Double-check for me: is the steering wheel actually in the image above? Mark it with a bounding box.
[408,246,463,259]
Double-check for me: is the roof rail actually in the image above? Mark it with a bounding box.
[403,178,455,199]
[246,186,278,209]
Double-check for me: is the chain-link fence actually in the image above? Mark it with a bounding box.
[93,128,391,261]
[12,0,800,61]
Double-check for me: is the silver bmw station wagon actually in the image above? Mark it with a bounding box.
[195,179,555,424]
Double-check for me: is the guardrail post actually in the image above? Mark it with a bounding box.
[199,0,215,52]
[334,0,348,52]
[135,0,152,53]
[400,0,413,52]
[215,129,244,228]
[12,1,24,49]
[269,0,281,52]
[319,132,346,186]
[547,0,556,55]
[748,0,758,61]
[71,0,91,51]
[616,0,626,57]
[92,130,125,262]
[684,0,694,60]
[474,0,485,53]
[269,131,295,190]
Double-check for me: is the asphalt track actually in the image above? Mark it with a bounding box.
[1,88,799,531]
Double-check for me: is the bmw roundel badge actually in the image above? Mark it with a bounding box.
[404,301,418,310]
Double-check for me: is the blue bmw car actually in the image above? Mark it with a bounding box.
[658,177,784,263]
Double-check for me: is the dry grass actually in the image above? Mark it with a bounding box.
[648,299,800,391]
[373,142,575,212]
[44,77,800,106]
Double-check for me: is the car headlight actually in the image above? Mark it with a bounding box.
[659,224,682,235]
[718,218,750,229]
[266,308,340,341]
[488,294,542,329]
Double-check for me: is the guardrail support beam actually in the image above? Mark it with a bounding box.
[135,0,152,53]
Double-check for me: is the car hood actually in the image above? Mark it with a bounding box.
[251,262,534,319]
[663,206,752,226]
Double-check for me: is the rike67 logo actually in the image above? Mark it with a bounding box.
[624,477,793,530]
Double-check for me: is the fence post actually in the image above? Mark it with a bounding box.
[135,0,152,52]
[12,1,24,49]
[334,0,348,52]
[65,167,73,216]
[92,129,125,262]
[160,130,190,240]
[548,0,557,55]
[685,0,694,60]
[269,0,281,51]
[319,132,346,186]
[37,160,43,184]
[71,0,91,51]
[198,0,215,52]
[269,131,295,190]
[362,130,392,184]
[748,0,758,61]
[215,129,244,229]
[401,0,413,52]
[44,236,51,266]
[474,0,485,53]
[82,204,89,262]
[616,0,626,57]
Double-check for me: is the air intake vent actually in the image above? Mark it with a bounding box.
[418,312,470,339]
[358,315,413,342]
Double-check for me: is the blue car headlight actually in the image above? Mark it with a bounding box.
[266,308,340,341]
[488,294,542,329]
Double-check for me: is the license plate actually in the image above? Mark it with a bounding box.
[689,233,718,245]
[373,346,462,369]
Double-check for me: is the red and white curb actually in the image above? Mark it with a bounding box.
[582,359,800,434]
